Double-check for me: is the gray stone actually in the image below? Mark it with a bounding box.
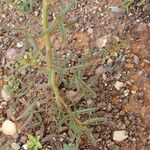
[104,66,113,73]
[11,142,20,150]
[109,6,125,14]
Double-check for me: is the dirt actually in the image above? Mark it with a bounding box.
[0,0,150,150]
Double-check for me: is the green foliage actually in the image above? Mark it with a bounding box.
[123,0,146,12]
[6,0,108,149]
[11,0,37,12]
[27,135,42,150]
[56,108,106,149]
[4,74,21,95]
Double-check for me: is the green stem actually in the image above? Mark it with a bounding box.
[42,0,62,108]
[42,0,52,67]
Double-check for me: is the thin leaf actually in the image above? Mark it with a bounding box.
[28,135,37,143]
[19,113,33,130]
[56,116,68,129]
[41,18,57,36]
[27,142,34,149]
[60,0,76,16]
[75,75,96,95]
[83,117,107,125]
[16,101,36,120]
[65,20,77,28]
[84,128,96,146]
[58,20,66,42]
[72,108,98,115]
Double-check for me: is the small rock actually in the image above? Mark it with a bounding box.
[133,55,140,64]
[6,48,20,61]
[124,89,130,96]
[87,99,93,107]
[16,41,23,48]
[87,27,93,35]
[109,6,125,14]
[96,35,110,49]
[104,66,113,73]
[1,86,11,101]
[113,130,128,142]
[22,144,28,150]
[2,119,17,136]
[102,73,107,80]
[20,136,27,144]
[118,55,126,64]
[114,81,124,90]
[11,142,20,150]
[107,58,113,66]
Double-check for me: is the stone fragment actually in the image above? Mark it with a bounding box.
[114,81,124,90]
[113,130,128,142]
[2,120,17,136]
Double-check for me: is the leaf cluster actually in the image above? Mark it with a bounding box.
[27,134,42,150]
[10,0,37,12]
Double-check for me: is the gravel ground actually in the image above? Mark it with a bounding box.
[0,0,150,150]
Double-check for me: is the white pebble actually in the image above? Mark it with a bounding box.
[2,119,17,136]
[17,41,23,48]
[114,81,124,90]
[22,144,28,150]
[113,130,128,142]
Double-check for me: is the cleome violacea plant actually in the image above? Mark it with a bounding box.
[4,0,107,149]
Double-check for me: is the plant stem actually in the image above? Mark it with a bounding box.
[42,0,62,108]
[42,0,52,67]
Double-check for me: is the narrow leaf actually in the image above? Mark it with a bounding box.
[28,135,37,143]
[72,108,98,115]
[83,117,107,125]
[60,0,76,16]
[58,20,66,42]
[84,128,96,146]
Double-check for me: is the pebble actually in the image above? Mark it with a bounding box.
[20,136,27,143]
[96,35,110,49]
[133,55,140,64]
[6,48,20,61]
[104,66,113,73]
[2,119,17,136]
[114,81,124,90]
[87,99,93,107]
[118,55,126,64]
[87,27,93,35]
[11,142,20,150]
[113,130,128,142]
[16,41,23,48]
[107,58,113,66]
[109,6,125,14]
[22,144,28,150]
